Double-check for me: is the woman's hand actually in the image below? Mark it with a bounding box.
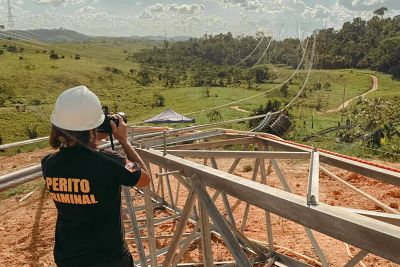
[110,114,129,145]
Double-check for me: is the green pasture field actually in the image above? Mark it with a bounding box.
[1,40,400,159]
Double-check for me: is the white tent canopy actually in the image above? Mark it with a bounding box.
[144,108,195,124]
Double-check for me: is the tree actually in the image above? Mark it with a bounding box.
[206,110,223,122]
[137,69,151,86]
[244,69,253,89]
[252,66,269,83]
[373,7,388,18]
[25,124,39,139]
[152,93,165,107]
[202,87,211,97]
[0,84,15,107]
[280,83,289,97]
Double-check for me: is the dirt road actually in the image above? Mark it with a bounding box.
[230,105,249,113]
[326,74,378,113]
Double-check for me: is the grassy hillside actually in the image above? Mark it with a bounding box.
[0,39,399,159]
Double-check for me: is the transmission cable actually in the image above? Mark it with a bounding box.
[235,35,265,66]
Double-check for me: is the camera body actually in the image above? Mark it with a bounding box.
[97,106,127,134]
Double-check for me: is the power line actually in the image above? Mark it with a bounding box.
[251,35,317,132]
[183,37,311,117]
[255,37,273,65]
[236,35,265,66]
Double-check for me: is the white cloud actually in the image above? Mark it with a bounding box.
[168,4,205,15]
[147,3,165,13]
[77,5,95,13]
[339,0,400,11]
[34,0,86,7]
[138,9,154,20]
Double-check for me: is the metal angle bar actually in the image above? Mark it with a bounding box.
[134,233,202,265]
[0,171,42,192]
[159,167,165,200]
[198,191,214,267]
[122,187,147,267]
[241,159,260,233]
[156,170,183,178]
[269,157,328,267]
[343,250,369,267]
[307,149,319,206]
[0,165,42,184]
[259,157,275,255]
[258,136,400,186]
[144,130,225,148]
[190,177,252,267]
[136,148,400,263]
[167,137,257,150]
[143,186,157,267]
[210,157,236,225]
[127,233,192,240]
[274,253,313,267]
[135,214,182,231]
[168,150,310,159]
[224,217,269,258]
[171,225,202,266]
[163,190,196,267]
[145,161,156,193]
[0,136,48,150]
[340,208,400,227]
[320,166,400,215]
[175,181,181,210]
[165,174,175,208]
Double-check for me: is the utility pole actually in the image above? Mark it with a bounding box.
[341,79,346,123]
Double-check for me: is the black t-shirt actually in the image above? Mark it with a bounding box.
[41,146,141,267]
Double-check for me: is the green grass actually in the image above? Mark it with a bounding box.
[1,40,400,160]
[0,179,44,200]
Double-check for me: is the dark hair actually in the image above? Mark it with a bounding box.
[49,125,97,149]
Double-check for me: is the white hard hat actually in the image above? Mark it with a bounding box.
[51,86,105,131]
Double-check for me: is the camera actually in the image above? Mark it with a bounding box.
[97,106,127,134]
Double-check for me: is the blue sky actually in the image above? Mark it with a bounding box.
[1,0,400,37]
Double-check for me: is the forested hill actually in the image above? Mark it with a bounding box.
[132,7,400,79]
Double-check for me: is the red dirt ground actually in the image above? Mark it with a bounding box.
[0,148,399,267]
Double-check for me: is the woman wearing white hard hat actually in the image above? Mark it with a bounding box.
[41,85,150,267]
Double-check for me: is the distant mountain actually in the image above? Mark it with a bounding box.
[9,29,92,42]
[6,28,192,43]
[93,35,192,42]
[138,35,192,41]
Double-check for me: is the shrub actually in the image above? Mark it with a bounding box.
[206,110,223,122]
[202,87,211,97]
[0,50,4,55]
[104,66,122,74]
[152,93,165,107]
[75,54,81,60]
[25,124,39,139]
[137,69,151,86]
[243,164,253,172]
[50,53,59,60]
[30,98,42,105]
[7,46,17,53]
[0,84,15,106]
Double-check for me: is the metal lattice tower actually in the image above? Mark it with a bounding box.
[7,0,15,30]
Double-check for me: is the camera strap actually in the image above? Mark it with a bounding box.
[109,133,115,150]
